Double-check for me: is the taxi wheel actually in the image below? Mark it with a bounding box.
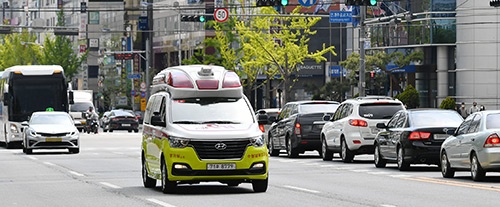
[161,159,177,193]
[25,148,33,154]
[142,156,156,188]
[252,178,268,193]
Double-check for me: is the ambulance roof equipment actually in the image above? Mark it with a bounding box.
[151,65,244,98]
[2,65,64,79]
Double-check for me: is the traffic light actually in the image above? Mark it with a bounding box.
[256,0,287,7]
[354,71,360,81]
[491,0,500,7]
[80,2,87,13]
[345,0,377,6]
[181,15,207,22]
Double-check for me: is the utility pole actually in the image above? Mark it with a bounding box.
[146,0,154,99]
[359,6,366,97]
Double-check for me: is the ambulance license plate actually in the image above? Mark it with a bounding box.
[207,163,236,170]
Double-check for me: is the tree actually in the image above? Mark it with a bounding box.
[439,96,456,110]
[38,9,87,81]
[395,84,419,108]
[0,31,42,68]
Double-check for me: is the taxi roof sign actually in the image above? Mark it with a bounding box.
[151,65,243,98]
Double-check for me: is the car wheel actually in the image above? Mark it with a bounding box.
[341,138,354,163]
[286,137,299,158]
[268,135,280,156]
[142,155,156,188]
[25,148,33,154]
[252,178,268,193]
[374,144,387,168]
[109,129,113,132]
[321,138,334,161]
[226,181,240,187]
[134,129,139,133]
[471,153,486,181]
[397,147,410,171]
[441,151,455,178]
[128,129,132,133]
[5,140,13,149]
[161,158,177,194]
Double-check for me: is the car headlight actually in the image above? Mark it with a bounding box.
[70,130,79,136]
[250,136,265,148]
[168,136,189,148]
[10,124,19,134]
[28,128,38,137]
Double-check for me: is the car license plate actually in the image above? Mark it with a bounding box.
[122,124,131,127]
[434,134,449,140]
[207,163,236,170]
[45,138,62,142]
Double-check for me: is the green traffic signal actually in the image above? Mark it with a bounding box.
[199,15,206,22]
[281,0,288,6]
[369,0,377,6]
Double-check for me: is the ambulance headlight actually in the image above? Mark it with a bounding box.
[27,128,38,137]
[168,136,190,148]
[250,136,265,148]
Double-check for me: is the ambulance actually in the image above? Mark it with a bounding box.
[141,65,269,193]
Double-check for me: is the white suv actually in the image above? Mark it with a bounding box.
[320,96,405,162]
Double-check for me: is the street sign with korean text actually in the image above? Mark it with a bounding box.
[127,74,141,79]
[329,11,352,23]
[138,16,148,30]
[88,11,99,24]
[298,0,317,7]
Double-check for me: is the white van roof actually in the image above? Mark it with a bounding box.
[2,65,64,79]
[151,65,243,99]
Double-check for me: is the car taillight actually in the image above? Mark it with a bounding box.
[294,123,301,135]
[222,71,241,88]
[111,118,118,122]
[408,132,431,140]
[259,124,265,132]
[349,119,368,127]
[196,80,219,90]
[484,134,500,148]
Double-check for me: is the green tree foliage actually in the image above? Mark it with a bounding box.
[395,85,419,108]
[439,96,456,110]
[0,31,42,68]
[39,9,87,81]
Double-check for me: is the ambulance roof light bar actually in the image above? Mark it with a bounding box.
[222,71,242,88]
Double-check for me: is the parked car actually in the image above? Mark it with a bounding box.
[100,111,111,128]
[256,108,280,153]
[102,109,139,132]
[320,96,405,162]
[21,111,80,154]
[373,109,463,170]
[441,110,500,181]
[267,100,340,157]
[134,111,144,124]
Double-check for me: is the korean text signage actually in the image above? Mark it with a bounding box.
[329,11,352,23]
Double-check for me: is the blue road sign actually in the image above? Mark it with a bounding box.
[329,11,352,23]
[330,66,346,77]
[141,91,146,98]
[138,16,148,30]
[131,90,136,96]
[127,74,141,79]
[298,0,317,7]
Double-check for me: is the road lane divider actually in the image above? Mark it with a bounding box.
[99,182,122,189]
[283,185,320,194]
[402,177,500,192]
[43,162,56,166]
[26,156,38,160]
[68,170,85,177]
[146,198,177,207]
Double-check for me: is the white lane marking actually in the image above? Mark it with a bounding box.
[380,204,397,207]
[99,182,122,189]
[146,198,177,207]
[278,159,297,163]
[320,165,334,167]
[43,162,56,166]
[68,170,85,177]
[283,185,320,194]
[305,163,319,166]
[389,174,412,178]
[27,156,38,160]
[368,171,390,175]
[350,169,370,173]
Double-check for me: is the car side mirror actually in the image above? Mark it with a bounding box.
[446,129,455,135]
[68,91,74,104]
[257,114,268,125]
[376,123,387,129]
[323,114,332,122]
[151,112,165,126]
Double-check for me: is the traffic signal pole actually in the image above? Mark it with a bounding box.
[359,5,366,97]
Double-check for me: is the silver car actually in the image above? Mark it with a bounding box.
[441,110,500,181]
[22,111,80,154]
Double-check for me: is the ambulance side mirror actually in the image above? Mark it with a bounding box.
[151,112,165,127]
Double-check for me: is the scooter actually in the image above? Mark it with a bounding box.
[86,118,99,134]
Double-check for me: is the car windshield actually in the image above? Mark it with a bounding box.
[358,103,404,119]
[30,114,73,125]
[70,102,94,112]
[410,111,463,127]
[171,97,254,124]
[299,103,339,113]
[113,110,135,117]
[486,113,500,129]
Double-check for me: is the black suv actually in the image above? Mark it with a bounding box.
[267,100,340,158]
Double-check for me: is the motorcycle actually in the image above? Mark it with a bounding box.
[86,118,99,134]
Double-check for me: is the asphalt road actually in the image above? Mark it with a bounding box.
[1,130,500,207]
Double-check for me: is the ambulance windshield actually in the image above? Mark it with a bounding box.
[171,97,254,124]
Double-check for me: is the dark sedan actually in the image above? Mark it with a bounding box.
[373,109,463,171]
[103,110,139,133]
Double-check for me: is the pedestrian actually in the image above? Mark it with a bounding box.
[480,105,486,111]
[469,102,480,115]
[458,102,468,118]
